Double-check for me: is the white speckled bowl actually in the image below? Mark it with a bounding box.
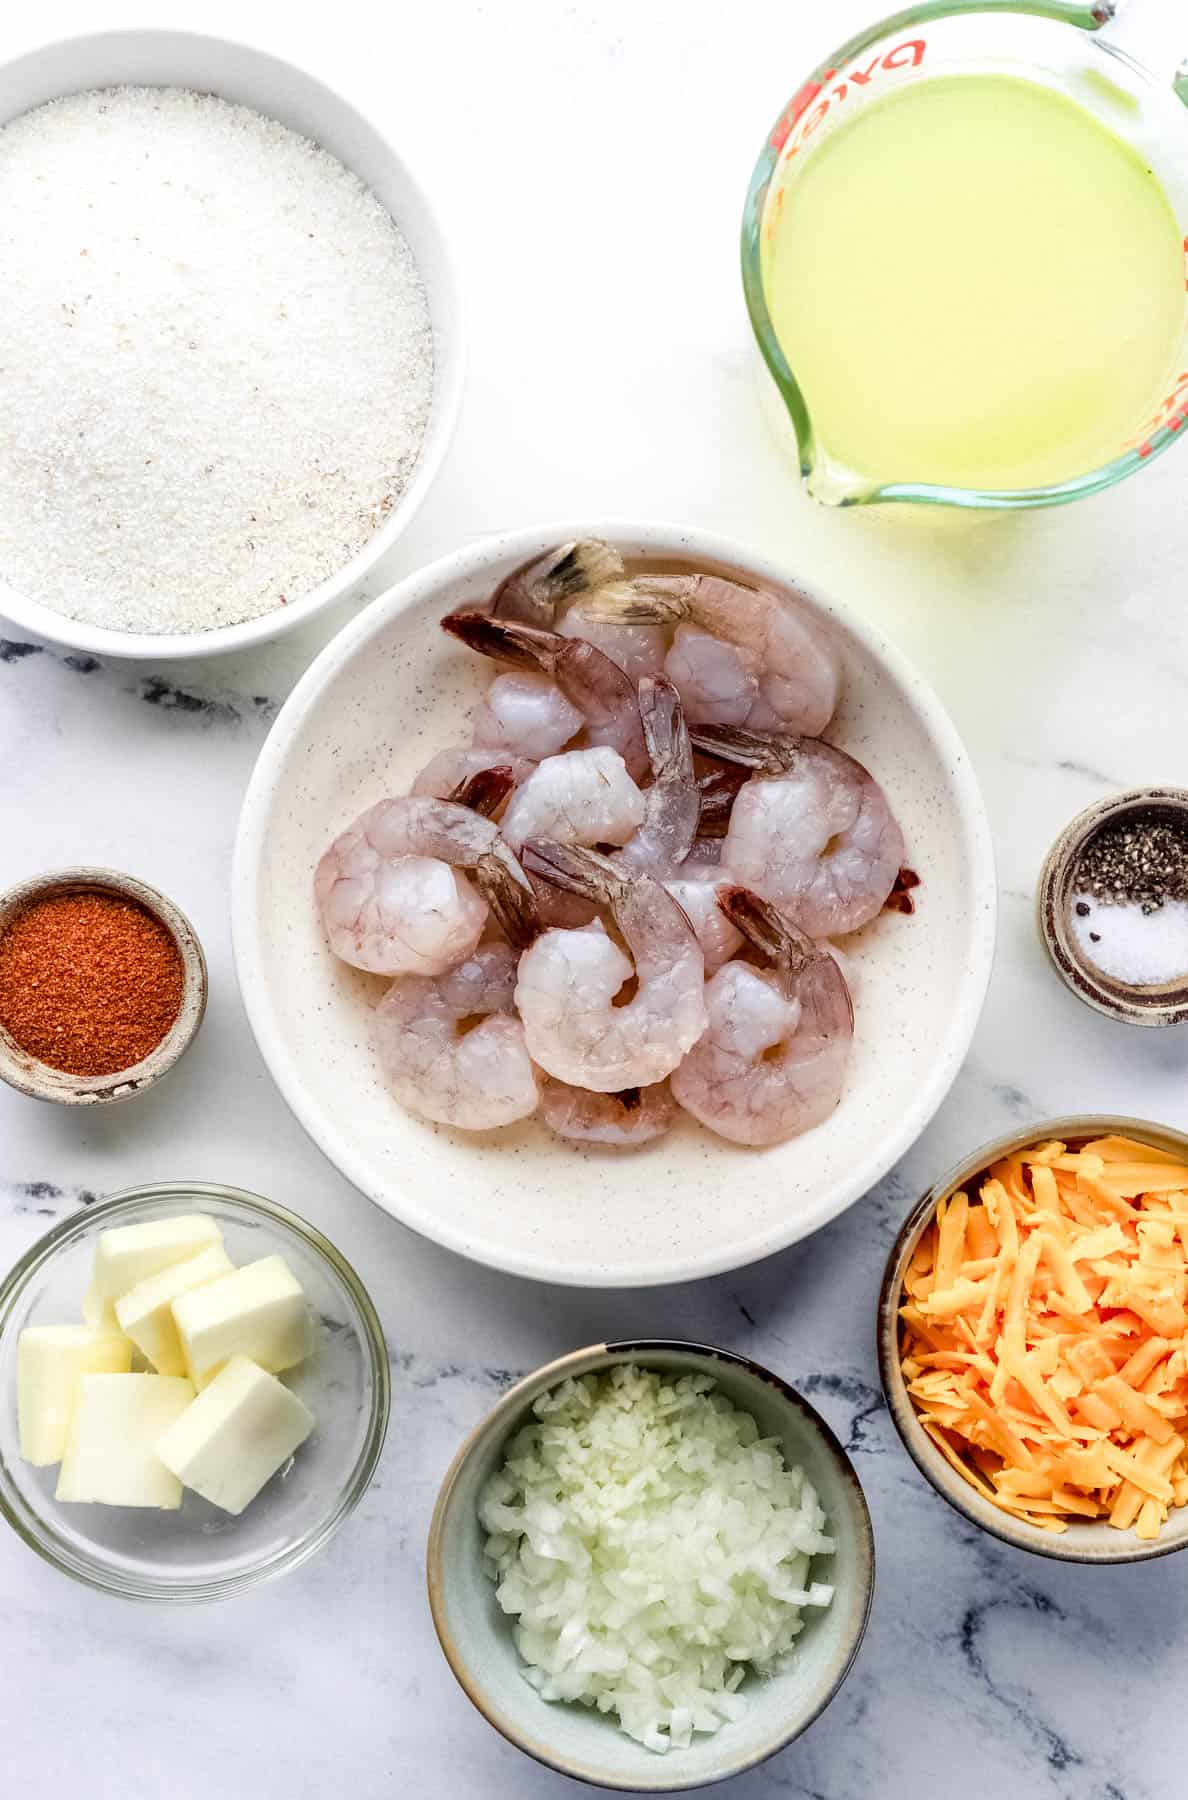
[427,1341,875,1791]
[0,29,463,661]
[232,521,996,1286]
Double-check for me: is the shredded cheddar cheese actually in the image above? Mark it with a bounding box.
[899,1134,1188,1540]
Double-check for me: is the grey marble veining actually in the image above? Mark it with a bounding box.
[4,1126,1183,1800]
[3,0,1188,1795]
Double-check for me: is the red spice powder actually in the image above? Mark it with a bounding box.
[0,891,184,1077]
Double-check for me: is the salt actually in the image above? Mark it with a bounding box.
[0,87,433,635]
[1071,894,1188,987]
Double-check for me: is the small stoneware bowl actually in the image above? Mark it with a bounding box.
[0,1182,390,1600]
[878,1114,1188,1564]
[1037,788,1188,1027]
[233,518,997,1286]
[0,867,207,1106]
[427,1340,875,1791]
[0,29,463,661]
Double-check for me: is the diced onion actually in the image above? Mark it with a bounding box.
[479,1363,835,1751]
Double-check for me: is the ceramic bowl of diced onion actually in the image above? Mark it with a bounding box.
[0,1182,389,1600]
[426,1340,874,1791]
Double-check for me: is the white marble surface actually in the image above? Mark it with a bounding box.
[2,1,1188,1795]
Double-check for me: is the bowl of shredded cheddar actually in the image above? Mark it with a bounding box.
[878,1117,1188,1562]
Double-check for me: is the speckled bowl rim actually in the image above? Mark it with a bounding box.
[877,1114,1188,1564]
[1037,789,1188,1027]
[0,1180,391,1600]
[0,867,207,1105]
[231,516,998,1287]
[0,27,465,662]
[426,1339,876,1791]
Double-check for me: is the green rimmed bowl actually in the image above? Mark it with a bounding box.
[427,1340,874,1791]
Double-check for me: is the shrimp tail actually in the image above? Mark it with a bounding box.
[520,838,621,902]
[475,849,539,951]
[639,675,692,788]
[689,723,802,773]
[717,885,817,972]
[696,765,748,836]
[614,675,699,871]
[553,637,649,778]
[441,608,555,675]
[582,572,692,627]
[490,540,625,625]
[448,764,516,818]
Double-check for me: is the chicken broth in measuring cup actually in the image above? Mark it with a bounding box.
[761,71,1185,495]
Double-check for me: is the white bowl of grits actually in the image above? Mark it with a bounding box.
[0,30,462,660]
[231,521,996,1286]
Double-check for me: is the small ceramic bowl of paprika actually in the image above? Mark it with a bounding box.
[0,867,207,1106]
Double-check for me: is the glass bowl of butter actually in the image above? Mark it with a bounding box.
[0,1182,389,1600]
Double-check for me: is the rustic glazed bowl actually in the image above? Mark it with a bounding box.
[427,1340,875,1791]
[878,1114,1188,1564]
[1037,788,1188,1027]
[0,867,207,1106]
[232,519,997,1287]
[0,29,463,661]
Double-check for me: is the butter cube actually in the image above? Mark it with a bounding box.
[93,1214,223,1304]
[115,1245,235,1376]
[56,1374,194,1508]
[172,1255,310,1388]
[18,1326,133,1466]
[156,1355,315,1515]
[82,1282,118,1331]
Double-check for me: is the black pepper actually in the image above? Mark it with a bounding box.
[1075,809,1188,914]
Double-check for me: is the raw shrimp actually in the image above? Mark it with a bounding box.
[500,746,645,853]
[665,624,759,727]
[615,676,700,875]
[591,571,841,735]
[557,597,667,686]
[489,538,666,679]
[672,888,853,1146]
[692,725,904,936]
[470,834,599,948]
[372,944,538,1129]
[539,1076,675,1147]
[315,795,522,976]
[472,671,583,760]
[516,842,706,1091]
[504,693,703,907]
[411,745,534,800]
[441,609,649,780]
[663,875,744,973]
[489,538,624,627]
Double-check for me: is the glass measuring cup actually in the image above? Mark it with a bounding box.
[742,1,1188,509]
